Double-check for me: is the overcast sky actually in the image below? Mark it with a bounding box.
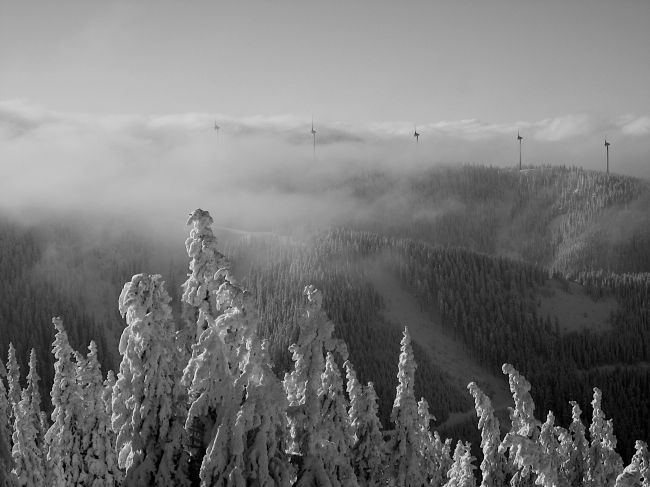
[1,0,649,225]
[3,0,650,120]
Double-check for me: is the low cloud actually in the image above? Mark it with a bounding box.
[1,100,649,237]
[532,114,593,142]
[368,119,515,140]
[617,115,650,136]
[0,100,403,236]
[0,100,65,137]
[427,119,515,140]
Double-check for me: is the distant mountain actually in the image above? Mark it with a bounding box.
[338,165,650,275]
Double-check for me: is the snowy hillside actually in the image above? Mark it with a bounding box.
[1,208,649,486]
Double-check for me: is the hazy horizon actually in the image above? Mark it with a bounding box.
[1,1,649,230]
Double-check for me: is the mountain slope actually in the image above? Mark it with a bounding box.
[366,263,512,428]
[1,163,648,460]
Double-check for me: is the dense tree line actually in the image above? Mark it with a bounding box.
[1,208,649,487]
[219,226,650,461]
[0,216,190,411]
[321,230,650,461]
[0,219,106,411]
[220,233,471,426]
[345,165,650,275]
[2,164,650,478]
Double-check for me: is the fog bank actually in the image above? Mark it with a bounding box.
[1,100,649,237]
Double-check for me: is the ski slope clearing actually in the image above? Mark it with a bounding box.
[366,264,512,429]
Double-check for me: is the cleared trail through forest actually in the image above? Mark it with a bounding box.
[366,265,512,430]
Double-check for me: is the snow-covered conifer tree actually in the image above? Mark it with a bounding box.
[501,364,538,438]
[499,363,541,487]
[417,398,451,487]
[345,362,385,486]
[535,412,568,487]
[24,349,48,479]
[112,273,190,487]
[444,441,476,487]
[12,389,45,486]
[182,309,234,483]
[3,346,21,486]
[6,345,20,423]
[557,429,575,487]
[417,397,434,454]
[614,440,650,487]
[389,327,425,487]
[102,371,115,418]
[181,209,276,485]
[318,352,357,486]
[467,382,507,487]
[182,208,231,339]
[183,242,289,487]
[77,341,122,486]
[184,280,262,485]
[284,285,350,487]
[0,361,12,480]
[0,361,14,486]
[587,388,623,487]
[346,361,364,446]
[238,338,292,487]
[559,401,589,487]
[101,371,121,484]
[44,317,82,487]
[0,362,10,441]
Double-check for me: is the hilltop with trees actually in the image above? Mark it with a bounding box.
[0,208,649,485]
[1,164,649,482]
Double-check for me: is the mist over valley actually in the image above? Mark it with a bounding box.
[1,158,649,469]
[2,1,650,483]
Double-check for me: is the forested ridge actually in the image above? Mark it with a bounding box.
[346,165,650,275]
[220,226,649,462]
[0,216,158,411]
[1,208,649,486]
[0,164,649,484]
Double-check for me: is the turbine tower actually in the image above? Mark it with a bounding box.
[414,127,420,143]
[311,117,317,158]
[604,138,610,174]
[214,120,220,134]
[517,131,523,170]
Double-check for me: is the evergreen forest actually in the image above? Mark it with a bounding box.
[1,164,649,485]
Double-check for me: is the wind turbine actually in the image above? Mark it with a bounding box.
[311,117,317,158]
[604,138,610,174]
[517,131,523,170]
[414,127,420,143]
[214,120,220,134]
